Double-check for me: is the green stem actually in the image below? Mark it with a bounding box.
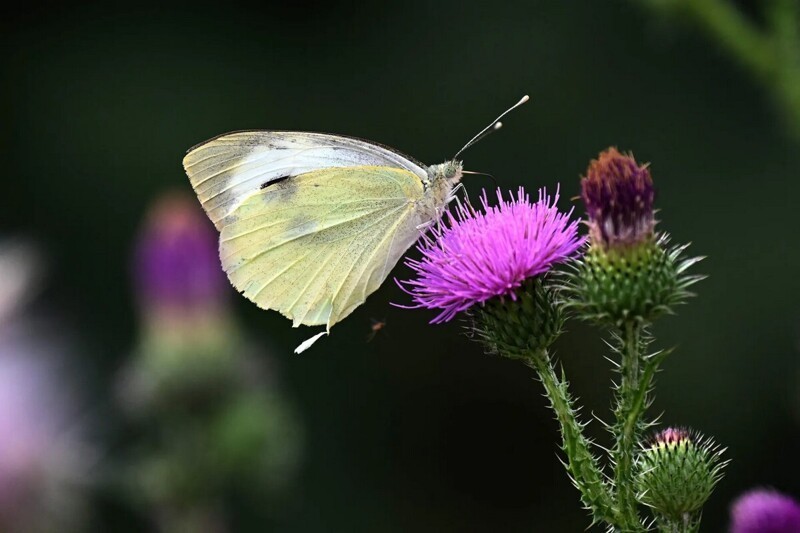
[525,351,623,529]
[636,0,800,136]
[676,0,778,81]
[769,0,800,55]
[768,0,800,132]
[613,321,646,531]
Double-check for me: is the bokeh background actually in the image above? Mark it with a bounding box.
[2,1,799,531]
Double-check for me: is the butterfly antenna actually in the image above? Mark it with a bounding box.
[453,94,529,159]
[469,122,503,149]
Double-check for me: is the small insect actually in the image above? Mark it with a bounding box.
[183,95,529,353]
[367,318,387,342]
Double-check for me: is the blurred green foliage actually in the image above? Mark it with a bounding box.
[1,1,799,531]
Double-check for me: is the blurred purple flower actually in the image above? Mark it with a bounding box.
[581,147,655,248]
[730,490,800,533]
[398,187,584,323]
[123,201,305,531]
[0,346,88,526]
[0,242,93,532]
[134,192,227,317]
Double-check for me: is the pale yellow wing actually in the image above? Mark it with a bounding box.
[220,165,427,330]
[182,131,428,231]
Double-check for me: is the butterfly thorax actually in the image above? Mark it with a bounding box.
[425,160,463,211]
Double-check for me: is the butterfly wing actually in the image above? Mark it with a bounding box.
[183,131,428,230]
[219,165,429,330]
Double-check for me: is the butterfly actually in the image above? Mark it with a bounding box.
[183,96,528,353]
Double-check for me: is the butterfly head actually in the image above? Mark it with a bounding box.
[425,160,464,208]
[428,159,464,184]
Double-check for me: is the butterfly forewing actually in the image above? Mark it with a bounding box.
[183,131,428,230]
[219,165,428,329]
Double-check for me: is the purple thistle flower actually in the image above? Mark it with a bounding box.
[134,192,228,317]
[581,147,655,248]
[398,187,584,323]
[730,489,800,533]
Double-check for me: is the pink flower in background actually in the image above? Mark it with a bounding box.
[133,192,228,320]
[118,193,305,533]
[398,187,584,323]
[0,344,90,529]
[729,489,800,533]
[0,241,93,532]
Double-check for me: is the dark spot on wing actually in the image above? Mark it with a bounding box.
[260,175,292,189]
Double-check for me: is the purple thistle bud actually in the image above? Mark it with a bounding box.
[567,150,700,325]
[581,148,654,248]
[399,187,584,323]
[730,490,800,533]
[134,193,228,317]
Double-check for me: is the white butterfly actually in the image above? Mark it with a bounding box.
[183,96,528,353]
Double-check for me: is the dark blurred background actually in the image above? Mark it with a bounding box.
[1,1,799,531]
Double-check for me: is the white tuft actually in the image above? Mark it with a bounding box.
[294,331,328,354]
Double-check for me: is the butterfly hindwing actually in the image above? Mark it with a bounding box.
[183,131,428,231]
[219,165,427,330]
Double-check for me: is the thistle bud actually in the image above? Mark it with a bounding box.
[473,277,564,360]
[636,428,727,520]
[581,147,654,249]
[124,192,238,410]
[565,148,701,326]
